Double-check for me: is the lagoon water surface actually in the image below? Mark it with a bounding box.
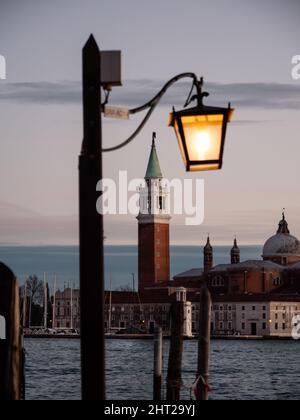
[25,338,300,400]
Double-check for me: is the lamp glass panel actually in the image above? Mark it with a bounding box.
[181,114,223,162]
[174,119,187,166]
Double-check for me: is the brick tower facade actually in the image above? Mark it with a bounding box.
[137,134,171,291]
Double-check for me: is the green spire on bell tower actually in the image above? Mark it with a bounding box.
[145,132,163,179]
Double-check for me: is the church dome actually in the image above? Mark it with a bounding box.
[263,212,300,257]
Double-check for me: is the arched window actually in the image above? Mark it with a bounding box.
[212,276,224,287]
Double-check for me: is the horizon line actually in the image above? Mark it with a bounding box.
[0,242,264,248]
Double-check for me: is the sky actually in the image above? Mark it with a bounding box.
[0,0,300,246]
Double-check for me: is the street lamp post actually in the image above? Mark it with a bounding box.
[79,34,234,400]
[80,35,104,400]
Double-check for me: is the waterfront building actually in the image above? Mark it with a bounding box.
[103,137,300,338]
[54,288,80,330]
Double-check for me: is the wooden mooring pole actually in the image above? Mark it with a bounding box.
[196,286,212,401]
[153,326,163,400]
[166,302,184,401]
[0,263,23,400]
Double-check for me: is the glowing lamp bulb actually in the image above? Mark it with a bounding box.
[194,131,211,159]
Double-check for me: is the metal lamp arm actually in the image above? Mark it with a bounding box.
[102,72,199,153]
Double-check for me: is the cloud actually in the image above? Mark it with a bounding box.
[0,81,81,104]
[0,79,300,110]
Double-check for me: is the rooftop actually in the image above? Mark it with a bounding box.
[211,260,284,273]
[173,268,204,279]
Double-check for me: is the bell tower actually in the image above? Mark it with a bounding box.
[137,133,171,291]
[204,236,213,273]
[231,238,240,264]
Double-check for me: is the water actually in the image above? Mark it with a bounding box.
[0,245,261,290]
[25,338,300,400]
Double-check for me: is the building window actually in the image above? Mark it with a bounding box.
[275,323,278,330]
[263,313,266,319]
[212,276,224,287]
[242,306,245,311]
[282,323,286,330]
[228,306,232,311]
[262,323,266,330]
[228,322,232,330]
[262,306,266,311]
[158,196,163,210]
[219,322,223,330]
[275,314,278,320]
[252,306,256,311]
[273,278,282,286]
[242,323,245,330]
[242,313,245,320]
[282,313,286,320]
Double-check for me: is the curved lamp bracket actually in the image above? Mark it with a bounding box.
[102,72,202,153]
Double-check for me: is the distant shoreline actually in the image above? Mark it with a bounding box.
[24,334,297,341]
